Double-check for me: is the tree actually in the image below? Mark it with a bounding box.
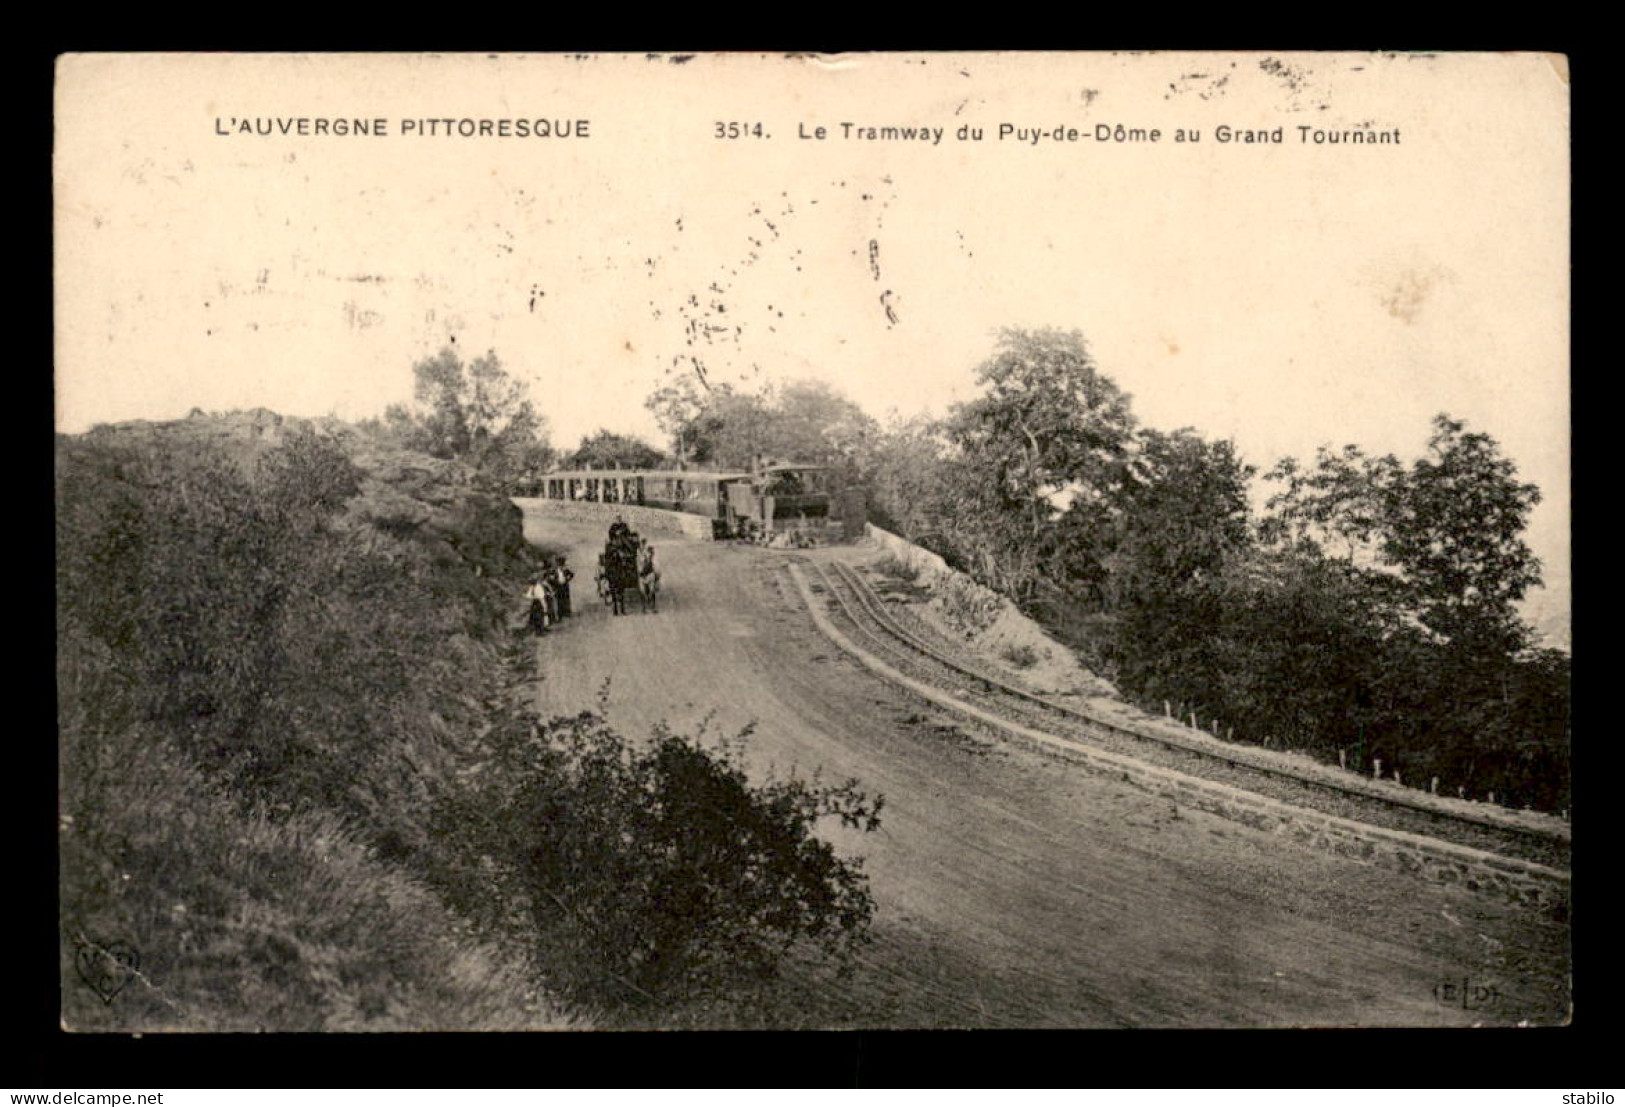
[940,328,1137,600]
[864,413,953,542]
[1380,415,1543,652]
[646,376,879,472]
[384,347,551,488]
[766,380,881,467]
[1264,414,1542,653]
[645,375,729,466]
[1101,428,1256,606]
[1261,444,1402,565]
[565,429,668,471]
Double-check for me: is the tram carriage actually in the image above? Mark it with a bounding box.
[534,460,865,543]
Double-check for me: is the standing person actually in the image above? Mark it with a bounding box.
[525,575,550,636]
[554,557,574,618]
[637,540,660,613]
[540,560,560,625]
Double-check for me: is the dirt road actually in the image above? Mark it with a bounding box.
[519,509,1570,1028]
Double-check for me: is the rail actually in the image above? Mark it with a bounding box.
[798,557,1568,877]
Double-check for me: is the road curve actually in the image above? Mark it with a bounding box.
[518,508,1570,1028]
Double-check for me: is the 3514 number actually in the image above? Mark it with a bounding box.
[714,122,767,139]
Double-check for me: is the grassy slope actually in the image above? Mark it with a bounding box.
[58,411,573,1031]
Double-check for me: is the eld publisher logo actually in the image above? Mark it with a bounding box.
[1432,976,1501,1011]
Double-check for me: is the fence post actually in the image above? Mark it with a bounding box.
[1190,711,1198,730]
[1373,758,1382,780]
[1338,749,1347,770]
[1488,791,1495,806]
[1226,727,1234,743]
[1394,771,1402,788]
[1431,776,1439,795]
[1458,786,1466,799]
[1164,700,1171,717]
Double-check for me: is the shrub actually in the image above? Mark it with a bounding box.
[1000,644,1040,670]
[59,735,566,1031]
[432,706,883,1010]
[58,424,567,1028]
[874,553,921,582]
[934,574,1006,638]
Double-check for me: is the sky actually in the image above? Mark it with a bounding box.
[54,52,1570,642]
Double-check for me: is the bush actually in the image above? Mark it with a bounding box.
[59,736,566,1031]
[1000,644,1040,670]
[57,424,566,1028]
[432,706,883,1011]
[874,553,921,582]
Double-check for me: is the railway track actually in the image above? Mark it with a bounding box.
[799,557,1570,873]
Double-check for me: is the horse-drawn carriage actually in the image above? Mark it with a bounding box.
[599,523,660,615]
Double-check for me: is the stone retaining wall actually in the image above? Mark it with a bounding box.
[512,497,713,540]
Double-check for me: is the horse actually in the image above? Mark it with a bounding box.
[605,542,640,616]
[637,543,661,613]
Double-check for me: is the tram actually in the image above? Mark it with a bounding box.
[533,459,866,543]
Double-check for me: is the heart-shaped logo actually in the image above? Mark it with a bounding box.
[75,938,140,1005]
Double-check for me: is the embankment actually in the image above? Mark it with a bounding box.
[790,562,1568,914]
[57,412,569,1030]
[866,524,1111,696]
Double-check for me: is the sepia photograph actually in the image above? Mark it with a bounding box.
[54,51,1570,1032]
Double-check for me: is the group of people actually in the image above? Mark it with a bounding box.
[525,517,659,634]
[525,556,575,636]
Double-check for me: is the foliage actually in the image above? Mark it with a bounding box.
[768,379,882,466]
[1000,644,1040,670]
[862,414,953,542]
[383,347,552,489]
[60,419,889,1026]
[56,433,477,815]
[855,328,1567,812]
[59,737,561,1031]
[646,376,880,471]
[1262,443,1401,563]
[936,329,1137,602]
[432,708,883,1010]
[56,426,570,1028]
[1112,429,1254,589]
[565,428,668,471]
[645,375,731,466]
[1264,414,1543,653]
[874,553,922,583]
[1381,416,1544,651]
